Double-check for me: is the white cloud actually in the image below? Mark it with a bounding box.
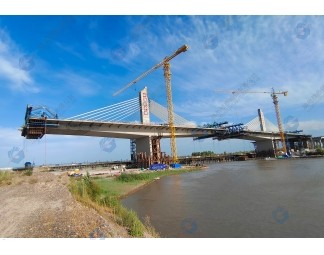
[124,16,324,127]
[55,42,84,60]
[90,41,141,64]
[55,70,101,96]
[0,28,38,92]
[4,16,324,165]
[299,120,324,135]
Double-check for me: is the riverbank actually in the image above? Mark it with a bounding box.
[69,166,206,237]
[0,170,129,238]
[95,167,206,198]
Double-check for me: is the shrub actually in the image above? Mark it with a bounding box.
[69,172,145,237]
[117,173,151,182]
[23,168,33,176]
[0,171,13,185]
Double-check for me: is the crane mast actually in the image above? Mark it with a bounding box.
[113,45,189,163]
[271,90,287,155]
[216,88,288,156]
[163,61,177,162]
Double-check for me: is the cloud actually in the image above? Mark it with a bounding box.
[3,16,324,165]
[55,70,101,96]
[90,41,141,65]
[299,120,324,135]
[125,16,324,126]
[0,28,38,92]
[55,42,84,60]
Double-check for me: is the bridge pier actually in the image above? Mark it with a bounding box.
[134,136,164,164]
[135,137,152,156]
[254,140,276,157]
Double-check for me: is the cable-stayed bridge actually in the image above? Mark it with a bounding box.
[21,88,311,159]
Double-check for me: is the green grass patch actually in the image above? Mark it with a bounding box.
[69,172,146,237]
[94,168,201,198]
[69,168,202,237]
[95,177,147,198]
[116,168,199,183]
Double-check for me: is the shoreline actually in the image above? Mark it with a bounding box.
[93,166,207,199]
[83,166,207,237]
[117,166,208,199]
[117,178,158,200]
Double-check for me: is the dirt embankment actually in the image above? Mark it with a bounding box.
[0,170,130,238]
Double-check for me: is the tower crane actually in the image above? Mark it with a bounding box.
[113,44,189,163]
[216,88,288,156]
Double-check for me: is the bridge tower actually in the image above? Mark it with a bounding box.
[134,87,162,164]
[258,109,266,132]
[139,87,150,124]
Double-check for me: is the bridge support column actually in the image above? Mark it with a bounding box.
[135,137,152,157]
[151,137,161,163]
[254,140,275,157]
[134,136,162,164]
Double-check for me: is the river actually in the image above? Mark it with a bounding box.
[122,158,324,237]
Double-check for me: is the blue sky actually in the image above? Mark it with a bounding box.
[1,15,324,167]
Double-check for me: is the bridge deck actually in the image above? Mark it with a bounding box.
[21,117,311,142]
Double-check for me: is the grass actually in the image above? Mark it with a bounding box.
[69,172,146,237]
[23,168,33,176]
[95,168,200,197]
[116,169,197,184]
[0,171,13,186]
[28,178,38,184]
[69,168,202,237]
[0,169,33,186]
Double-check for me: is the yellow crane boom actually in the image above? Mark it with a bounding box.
[113,44,189,163]
[216,88,288,156]
[113,45,188,97]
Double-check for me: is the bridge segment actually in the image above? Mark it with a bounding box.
[21,89,312,161]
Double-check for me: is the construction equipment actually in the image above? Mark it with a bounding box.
[67,168,82,177]
[113,45,189,163]
[217,88,288,156]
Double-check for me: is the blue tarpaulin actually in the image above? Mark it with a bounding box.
[149,164,167,170]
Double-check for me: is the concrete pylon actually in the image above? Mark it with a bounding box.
[134,87,162,162]
[258,108,266,132]
[139,87,150,124]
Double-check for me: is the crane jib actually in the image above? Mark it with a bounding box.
[113,44,189,97]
